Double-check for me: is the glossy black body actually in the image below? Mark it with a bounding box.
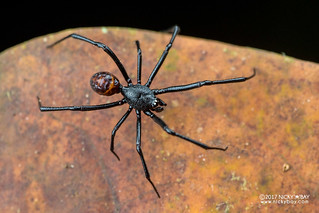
[121,85,156,111]
[37,26,256,198]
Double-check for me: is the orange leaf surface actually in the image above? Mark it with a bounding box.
[0,27,318,212]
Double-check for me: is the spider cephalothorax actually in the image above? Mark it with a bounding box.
[37,26,256,198]
[121,84,166,112]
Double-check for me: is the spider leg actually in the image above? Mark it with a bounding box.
[110,106,133,161]
[37,96,126,111]
[153,68,256,95]
[145,25,180,87]
[47,33,132,85]
[161,25,182,33]
[136,110,161,198]
[144,110,228,151]
[135,40,142,84]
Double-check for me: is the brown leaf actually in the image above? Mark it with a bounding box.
[0,27,318,212]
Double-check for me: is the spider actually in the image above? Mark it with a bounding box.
[37,25,256,198]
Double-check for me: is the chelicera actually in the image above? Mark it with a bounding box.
[37,26,256,198]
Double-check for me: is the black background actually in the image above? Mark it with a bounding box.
[1,1,319,63]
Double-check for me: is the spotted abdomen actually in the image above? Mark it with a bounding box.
[90,72,121,96]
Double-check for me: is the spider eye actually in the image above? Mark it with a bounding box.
[90,72,121,96]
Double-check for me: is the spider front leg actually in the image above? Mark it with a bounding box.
[153,68,256,95]
[145,25,180,87]
[135,40,142,84]
[144,110,228,151]
[136,110,161,198]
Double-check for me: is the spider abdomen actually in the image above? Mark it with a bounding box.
[121,85,157,111]
[90,72,121,96]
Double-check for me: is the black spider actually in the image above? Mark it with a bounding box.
[37,26,256,198]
